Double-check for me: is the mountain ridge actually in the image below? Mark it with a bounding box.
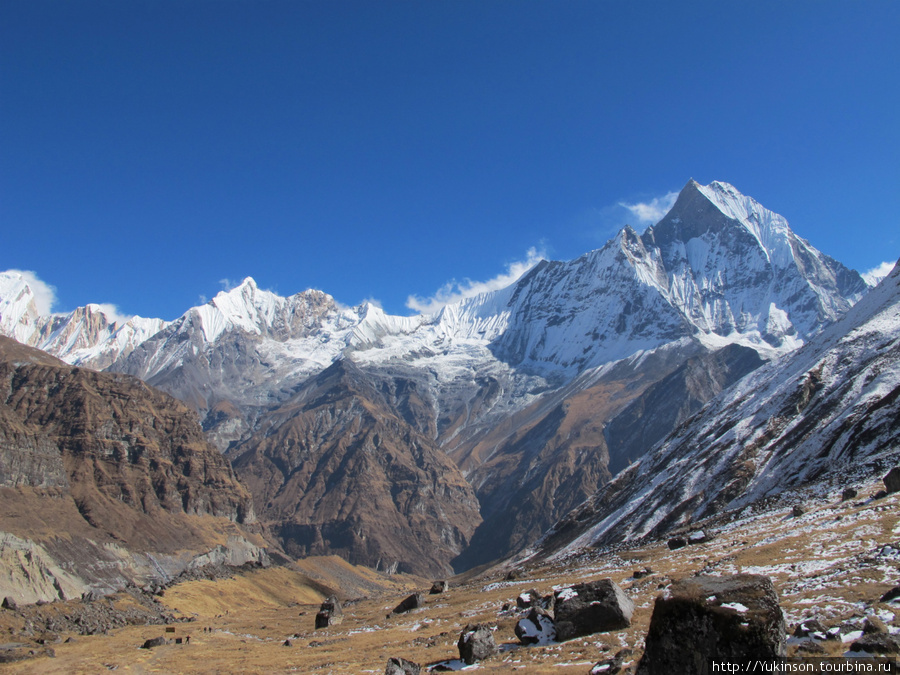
[0,179,877,573]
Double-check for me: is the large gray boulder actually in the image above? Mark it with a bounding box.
[636,574,786,675]
[553,579,633,641]
[315,595,343,628]
[457,623,498,665]
[391,592,424,615]
[884,467,900,494]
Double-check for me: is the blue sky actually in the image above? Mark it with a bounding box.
[2,1,898,320]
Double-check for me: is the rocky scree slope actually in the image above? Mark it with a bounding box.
[537,258,900,559]
[0,336,266,605]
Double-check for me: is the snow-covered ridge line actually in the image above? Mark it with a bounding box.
[0,179,874,380]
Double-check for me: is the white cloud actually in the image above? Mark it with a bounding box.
[862,260,897,286]
[406,247,545,315]
[93,303,132,326]
[618,191,679,226]
[7,269,57,315]
[219,278,240,292]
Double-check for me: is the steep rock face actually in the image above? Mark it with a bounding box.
[0,336,264,603]
[604,343,765,475]
[229,360,482,578]
[539,260,900,557]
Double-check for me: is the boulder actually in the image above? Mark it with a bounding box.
[884,467,900,494]
[863,616,889,635]
[385,656,421,674]
[591,648,634,674]
[842,487,858,501]
[429,581,448,595]
[667,537,687,550]
[315,595,343,628]
[636,574,786,675]
[1,597,17,611]
[514,607,556,645]
[880,585,900,603]
[457,623,498,665]
[392,593,424,615]
[516,589,543,609]
[140,636,168,649]
[850,634,900,654]
[553,579,633,641]
[792,505,805,518]
[792,618,826,638]
[687,530,709,545]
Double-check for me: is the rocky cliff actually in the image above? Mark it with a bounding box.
[0,336,267,605]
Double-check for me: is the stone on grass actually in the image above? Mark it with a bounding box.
[667,537,686,550]
[385,656,421,674]
[1,597,17,611]
[850,634,900,654]
[457,623,497,665]
[553,579,633,641]
[842,487,858,501]
[140,636,168,649]
[516,589,543,609]
[884,467,900,494]
[636,574,786,675]
[392,593,424,615]
[315,595,343,628]
[863,616,889,635]
[591,648,634,674]
[429,581,448,595]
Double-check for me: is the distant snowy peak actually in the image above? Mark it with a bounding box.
[0,270,169,369]
[0,271,42,345]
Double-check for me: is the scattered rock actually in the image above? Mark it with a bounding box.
[863,616,889,635]
[457,623,497,665]
[873,490,889,500]
[796,640,826,655]
[591,648,634,674]
[1,597,17,611]
[505,569,522,581]
[514,607,555,645]
[553,579,633,641]
[283,640,292,647]
[516,589,543,609]
[881,585,900,603]
[792,618,826,638]
[842,487,858,501]
[315,595,343,629]
[385,656,421,674]
[636,574,786,674]
[392,593,424,615]
[140,636,167,649]
[632,568,653,579]
[792,505,805,518]
[429,581,448,595]
[667,537,686,550]
[884,467,900,494]
[687,530,709,545]
[850,634,900,654]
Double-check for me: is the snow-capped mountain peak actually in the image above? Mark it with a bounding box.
[691,179,796,268]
